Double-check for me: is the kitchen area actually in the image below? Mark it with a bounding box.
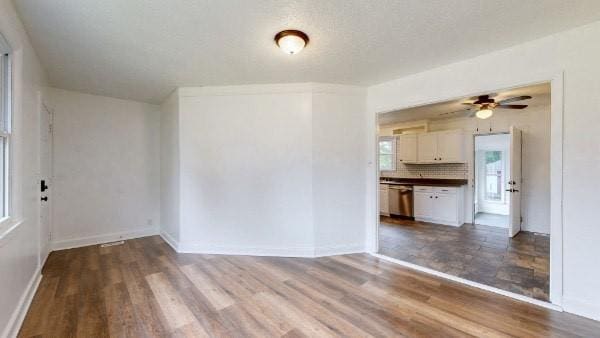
[376,84,552,302]
[378,127,469,227]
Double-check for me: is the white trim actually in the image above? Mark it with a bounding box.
[548,72,564,307]
[173,241,365,258]
[51,226,159,251]
[371,253,562,312]
[562,297,600,321]
[176,242,316,257]
[368,70,565,308]
[314,244,365,257]
[1,267,42,338]
[159,230,179,252]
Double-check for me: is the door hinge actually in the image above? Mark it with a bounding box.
[520,216,523,224]
[49,124,53,134]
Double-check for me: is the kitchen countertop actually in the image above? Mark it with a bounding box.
[379,178,468,187]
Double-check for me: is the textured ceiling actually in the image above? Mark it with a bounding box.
[14,0,600,104]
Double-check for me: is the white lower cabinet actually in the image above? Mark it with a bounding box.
[413,186,464,226]
[379,184,389,216]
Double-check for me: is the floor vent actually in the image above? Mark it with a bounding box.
[100,240,125,248]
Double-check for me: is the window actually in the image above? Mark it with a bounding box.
[0,41,10,219]
[484,151,503,202]
[378,137,395,171]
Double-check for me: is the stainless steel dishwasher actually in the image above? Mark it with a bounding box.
[388,185,414,217]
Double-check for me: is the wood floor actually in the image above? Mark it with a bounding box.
[379,216,550,301]
[19,236,600,337]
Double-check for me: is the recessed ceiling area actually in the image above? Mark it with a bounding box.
[378,83,550,125]
[14,0,600,104]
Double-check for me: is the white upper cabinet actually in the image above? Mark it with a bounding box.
[416,133,437,163]
[436,130,465,163]
[416,130,465,164]
[397,134,417,163]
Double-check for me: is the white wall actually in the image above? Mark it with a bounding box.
[47,88,160,249]
[0,0,48,336]
[367,21,600,320]
[178,85,315,255]
[163,83,367,256]
[160,90,180,246]
[312,88,367,254]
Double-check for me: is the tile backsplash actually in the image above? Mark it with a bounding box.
[382,163,468,179]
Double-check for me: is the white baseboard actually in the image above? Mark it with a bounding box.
[314,243,365,257]
[172,240,365,258]
[562,296,600,321]
[51,226,159,251]
[2,268,42,338]
[371,253,562,312]
[159,230,179,252]
[177,242,316,257]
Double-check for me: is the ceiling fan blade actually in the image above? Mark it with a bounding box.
[497,104,528,109]
[496,95,532,105]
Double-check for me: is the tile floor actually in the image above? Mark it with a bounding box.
[474,212,509,228]
[378,216,550,301]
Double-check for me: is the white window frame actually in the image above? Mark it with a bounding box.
[378,136,396,172]
[0,34,12,223]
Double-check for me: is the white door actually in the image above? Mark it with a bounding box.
[39,97,52,263]
[508,126,522,237]
[417,133,437,163]
[397,134,417,163]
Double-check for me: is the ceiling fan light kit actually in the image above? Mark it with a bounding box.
[445,94,533,119]
[476,108,494,119]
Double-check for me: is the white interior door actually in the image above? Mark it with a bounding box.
[508,126,522,237]
[39,98,52,263]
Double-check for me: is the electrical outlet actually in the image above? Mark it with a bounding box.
[147,219,153,226]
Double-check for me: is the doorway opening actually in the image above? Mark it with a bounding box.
[473,133,511,230]
[376,81,554,304]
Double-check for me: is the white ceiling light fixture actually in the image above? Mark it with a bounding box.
[476,107,494,119]
[275,30,309,55]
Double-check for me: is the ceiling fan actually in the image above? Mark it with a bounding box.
[442,94,532,119]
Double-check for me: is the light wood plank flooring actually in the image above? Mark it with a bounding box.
[19,236,599,337]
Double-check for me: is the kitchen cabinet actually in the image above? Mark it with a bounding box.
[413,186,464,226]
[437,130,465,163]
[414,188,433,219]
[379,184,389,216]
[416,130,465,164]
[416,133,437,163]
[397,134,417,163]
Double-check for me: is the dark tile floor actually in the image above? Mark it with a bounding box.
[378,216,550,301]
